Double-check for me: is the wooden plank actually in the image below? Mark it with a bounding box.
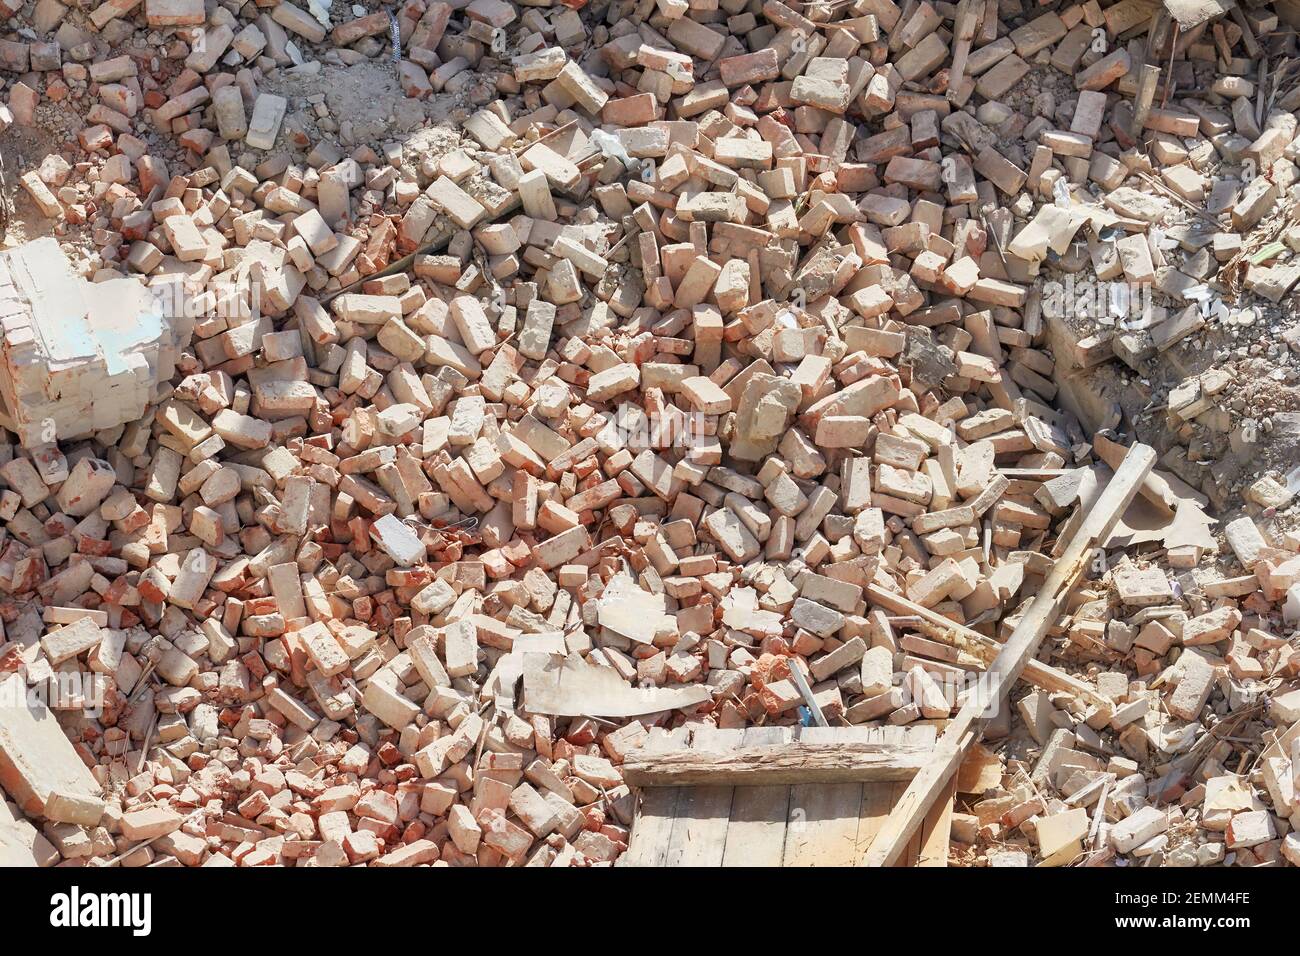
[1094,432,1207,511]
[721,726,792,867]
[916,779,957,867]
[662,727,738,867]
[782,727,866,867]
[901,737,950,866]
[622,740,934,786]
[894,755,954,866]
[862,443,1157,867]
[622,788,679,866]
[663,785,733,866]
[620,727,687,867]
[866,583,1112,708]
[857,780,920,863]
[854,779,897,857]
[902,723,937,748]
[899,728,944,866]
[783,781,864,866]
[903,797,925,864]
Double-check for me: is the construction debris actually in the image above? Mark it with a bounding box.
[0,239,189,445]
[0,0,1299,869]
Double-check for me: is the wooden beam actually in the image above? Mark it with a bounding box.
[862,443,1156,867]
[865,584,1112,709]
[1094,431,1207,512]
[623,742,937,787]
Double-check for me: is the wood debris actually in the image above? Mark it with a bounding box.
[0,0,1299,869]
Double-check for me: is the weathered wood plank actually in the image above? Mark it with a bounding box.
[916,779,957,867]
[782,727,865,867]
[902,723,937,748]
[865,583,1111,708]
[623,740,935,786]
[782,781,864,866]
[854,779,898,857]
[721,726,792,867]
[688,726,746,750]
[664,785,734,866]
[663,726,737,867]
[619,727,687,867]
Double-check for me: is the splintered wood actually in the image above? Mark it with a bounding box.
[1,0,1300,870]
[621,724,953,866]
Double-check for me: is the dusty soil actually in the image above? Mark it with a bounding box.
[259,58,485,157]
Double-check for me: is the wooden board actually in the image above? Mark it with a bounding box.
[619,727,686,867]
[721,726,792,867]
[783,727,867,867]
[622,739,935,786]
[854,777,898,858]
[783,780,864,866]
[916,779,958,867]
[622,724,952,867]
[662,784,732,866]
[662,727,738,867]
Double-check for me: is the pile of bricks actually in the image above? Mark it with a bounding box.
[961,507,1300,867]
[1,0,1299,868]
